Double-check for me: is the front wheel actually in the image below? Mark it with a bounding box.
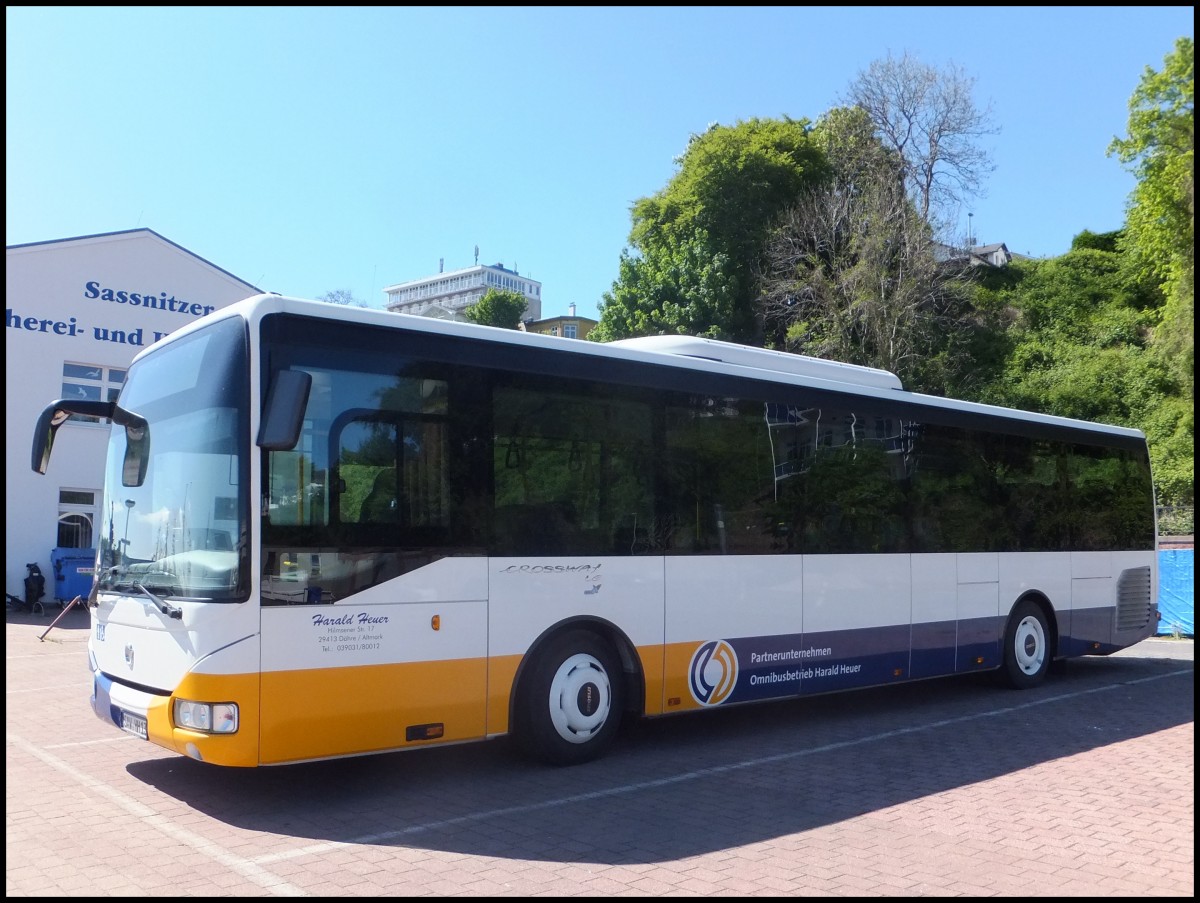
[514,630,624,766]
[1000,599,1051,689]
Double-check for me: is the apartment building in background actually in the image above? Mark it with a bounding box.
[384,259,542,321]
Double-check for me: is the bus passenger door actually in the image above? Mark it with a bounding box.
[259,391,490,764]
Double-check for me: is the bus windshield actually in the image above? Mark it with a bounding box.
[94,315,250,602]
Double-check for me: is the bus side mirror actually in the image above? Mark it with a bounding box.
[121,422,149,487]
[31,399,114,475]
[32,399,149,486]
[259,369,312,450]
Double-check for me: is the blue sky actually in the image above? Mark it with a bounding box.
[6,7,1193,322]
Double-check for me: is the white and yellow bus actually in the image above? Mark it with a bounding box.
[32,294,1160,767]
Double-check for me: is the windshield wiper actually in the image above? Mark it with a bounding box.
[133,583,183,620]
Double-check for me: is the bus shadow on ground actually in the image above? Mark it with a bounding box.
[125,650,1193,865]
[4,604,90,630]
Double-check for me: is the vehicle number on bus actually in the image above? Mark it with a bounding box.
[120,711,148,740]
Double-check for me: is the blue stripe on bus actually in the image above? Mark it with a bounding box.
[705,607,1120,705]
[91,670,119,728]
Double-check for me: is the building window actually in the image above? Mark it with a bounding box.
[62,363,125,423]
[58,489,96,549]
[564,324,578,339]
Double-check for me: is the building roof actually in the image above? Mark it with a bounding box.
[6,228,262,293]
[382,261,539,294]
[972,242,1008,256]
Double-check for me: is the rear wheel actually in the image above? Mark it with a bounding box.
[514,630,623,766]
[1000,599,1051,689]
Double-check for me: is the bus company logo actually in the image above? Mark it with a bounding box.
[688,640,739,706]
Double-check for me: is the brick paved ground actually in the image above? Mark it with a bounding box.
[6,605,1193,897]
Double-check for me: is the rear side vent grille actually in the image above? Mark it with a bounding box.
[1116,566,1153,631]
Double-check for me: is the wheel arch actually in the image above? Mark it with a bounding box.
[508,615,646,731]
[1008,590,1060,659]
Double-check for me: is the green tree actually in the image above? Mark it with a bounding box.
[591,117,829,344]
[1107,36,1194,397]
[1070,229,1122,254]
[971,244,1190,507]
[463,288,528,329]
[590,232,738,341]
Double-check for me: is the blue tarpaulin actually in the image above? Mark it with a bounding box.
[1157,549,1194,637]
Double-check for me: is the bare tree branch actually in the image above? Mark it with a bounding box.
[756,173,978,393]
[318,289,364,307]
[844,51,998,231]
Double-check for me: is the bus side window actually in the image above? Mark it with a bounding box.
[362,467,399,522]
[334,414,449,530]
[493,502,575,555]
[492,383,654,557]
[334,417,398,525]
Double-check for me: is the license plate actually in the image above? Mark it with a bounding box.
[120,711,148,740]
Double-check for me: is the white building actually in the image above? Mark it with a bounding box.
[384,261,542,321]
[5,229,259,603]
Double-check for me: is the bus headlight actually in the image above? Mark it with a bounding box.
[174,699,239,734]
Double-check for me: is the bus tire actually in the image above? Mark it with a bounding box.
[1000,599,1051,689]
[515,630,623,766]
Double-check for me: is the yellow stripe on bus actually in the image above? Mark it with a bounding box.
[163,671,261,767]
[164,639,677,766]
[258,658,488,764]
